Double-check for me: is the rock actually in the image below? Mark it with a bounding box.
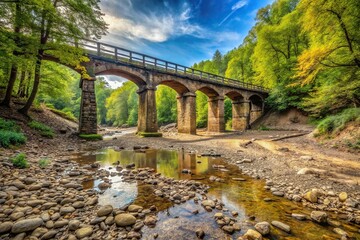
[232,178,246,181]
[97,205,113,217]
[243,229,263,240]
[0,221,13,233]
[127,204,143,212]
[222,226,234,234]
[233,223,241,231]
[90,217,106,225]
[68,220,81,231]
[126,163,135,168]
[271,221,291,233]
[291,213,307,221]
[196,229,205,239]
[133,221,144,231]
[64,182,82,189]
[201,200,215,208]
[303,190,319,203]
[71,201,85,209]
[76,227,93,239]
[214,213,224,219]
[60,206,75,215]
[28,184,42,191]
[327,219,341,227]
[31,227,48,237]
[54,220,69,228]
[86,197,98,206]
[310,211,328,224]
[10,212,25,221]
[144,215,157,227]
[339,192,348,202]
[333,228,348,237]
[299,155,313,161]
[105,216,114,225]
[11,218,44,234]
[115,214,136,227]
[27,200,46,207]
[255,221,270,235]
[42,230,57,239]
[98,182,111,190]
[12,180,26,189]
[272,191,284,197]
[127,231,141,239]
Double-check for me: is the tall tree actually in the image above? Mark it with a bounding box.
[18,0,107,115]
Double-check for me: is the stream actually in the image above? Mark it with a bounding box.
[71,148,360,240]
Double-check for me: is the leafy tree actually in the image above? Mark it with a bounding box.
[156,86,177,125]
[95,78,112,125]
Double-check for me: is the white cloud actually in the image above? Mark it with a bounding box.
[232,0,248,11]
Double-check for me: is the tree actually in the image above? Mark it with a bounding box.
[15,0,107,115]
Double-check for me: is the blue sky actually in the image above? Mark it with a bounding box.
[99,0,274,87]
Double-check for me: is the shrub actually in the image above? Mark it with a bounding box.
[11,153,29,168]
[28,121,55,138]
[225,119,232,131]
[0,130,27,148]
[0,118,26,148]
[79,134,103,140]
[38,158,51,168]
[316,108,360,136]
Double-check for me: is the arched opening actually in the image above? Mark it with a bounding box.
[225,91,247,131]
[249,94,264,124]
[196,86,224,133]
[157,80,195,134]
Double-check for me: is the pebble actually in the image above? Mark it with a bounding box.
[255,221,270,235]
[76,227,93,239]
[244,229,263,240]
[97,205,113,217]
[310,211,328,224]
[11,218,44,234]
[115,213,137,227]
[271,221,291,233]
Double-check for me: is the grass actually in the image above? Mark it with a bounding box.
[38,158,51,168]
[11,153,29,168]
[316,108,360,136]
[47,105,78,122]
[0,118,26,148]
[79,134,103,140]
[138,132,163,137]
[28,121,55,138]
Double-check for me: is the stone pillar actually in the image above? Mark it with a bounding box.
[207,96,225,132]
[137,85,158,133]
[177,92,196,134]
[232,101,250,131]
[250,103,263,124]
[79,64,97,134]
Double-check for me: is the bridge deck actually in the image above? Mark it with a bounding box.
[75,40,269,93]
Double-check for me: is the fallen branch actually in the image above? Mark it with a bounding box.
[271,132,310,141]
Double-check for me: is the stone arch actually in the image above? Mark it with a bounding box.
[196,86,219,97]
[95,68,147,87]
[157,80,190,95]
[225,90,245,101]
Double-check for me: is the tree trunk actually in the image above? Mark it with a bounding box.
[17,70,26,97]
[0,66,18,107]
[18,51,43,115]
[0,1,21,107]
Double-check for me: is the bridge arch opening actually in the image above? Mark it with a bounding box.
[249,94,264,124]
[95,69,147,87]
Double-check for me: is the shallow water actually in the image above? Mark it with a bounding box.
[72,148,360,240]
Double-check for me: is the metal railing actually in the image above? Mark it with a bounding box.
[73,40,269,93]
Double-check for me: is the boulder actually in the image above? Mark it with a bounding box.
[271,221,291,233]
[255,221,270,235]
[310,211,328,224]
[76,227,93,239]
[243,229,263,240]
[97,205,113,217]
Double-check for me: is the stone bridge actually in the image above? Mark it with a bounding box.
[77,41,268,135]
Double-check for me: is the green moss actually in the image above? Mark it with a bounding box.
[258,125,270,131]
[28,121,55,138]
[79,134,103,140]
[137,132,163,137]
[11,153,29,168]
[47,106,78,122]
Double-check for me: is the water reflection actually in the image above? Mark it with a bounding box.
[72,149,360,240]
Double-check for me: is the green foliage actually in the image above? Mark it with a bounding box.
[11,153,29,169]
[0,130,27,148]
[48,106,77,122]
[196,91,208,128]
[316,108,360,136]
[28,121,55,138]
[156,86,177,125]
[225,119,232,131]
[79,134,103,140]
[0,118,21,132]
[95,78,113,125]
[0,118,26,148]
[38,158,50,168]
[138,132,163,137]
[258,125,271,131]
